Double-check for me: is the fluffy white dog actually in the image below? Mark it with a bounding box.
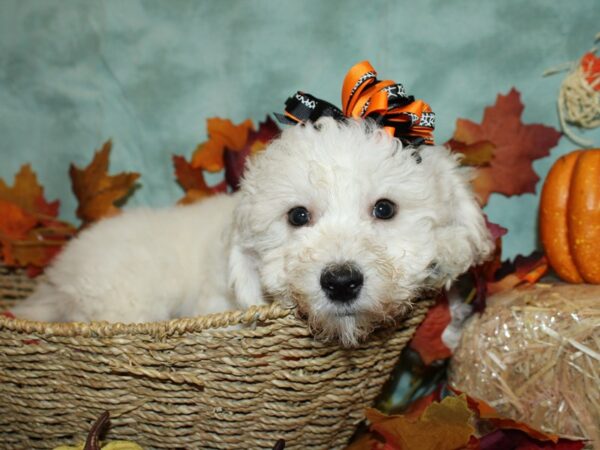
[12,118,493,346]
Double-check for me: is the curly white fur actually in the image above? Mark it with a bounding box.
[12,118,493,346]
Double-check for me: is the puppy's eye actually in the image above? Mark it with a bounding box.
[372,199,397,220]
[288,206,311,227]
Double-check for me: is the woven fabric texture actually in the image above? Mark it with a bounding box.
[0,265,431,450]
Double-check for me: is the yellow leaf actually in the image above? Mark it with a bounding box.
[69,140,140,225]
[364,395,474,450]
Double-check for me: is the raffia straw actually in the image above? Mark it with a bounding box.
[450,284,600,447]
[543,32,600,148]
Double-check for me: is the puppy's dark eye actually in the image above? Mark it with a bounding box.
[372,199,397,220]
[288,206,311,226]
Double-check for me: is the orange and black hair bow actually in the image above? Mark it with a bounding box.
[275,61,435,147]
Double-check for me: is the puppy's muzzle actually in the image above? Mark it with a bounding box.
[320,263,363,303]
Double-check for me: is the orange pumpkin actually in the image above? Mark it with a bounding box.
[540,149,600,283]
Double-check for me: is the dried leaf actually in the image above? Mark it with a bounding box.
[409,294,452,365]
[454,388,561,443]
[0,164,59,216]
[477,429,585,450]
[345,434,391,450]
[224,116,280,190]
[70,141,140,225]
[185,116,280,197]
[172,155,227,204]
[448,88,561,206]
[0,200,37,240]
[360,395,474,450]
[0,165,75,273]
[402,389,441,420]
[488,251,548,295]
[446,139,496,166]
[485,216,508,242]
[190,118,254,172]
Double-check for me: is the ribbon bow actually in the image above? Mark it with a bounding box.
[275,61,435,146]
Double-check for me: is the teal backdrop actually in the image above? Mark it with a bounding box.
[1,0,599,259]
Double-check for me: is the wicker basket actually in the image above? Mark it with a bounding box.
[0,265,432,450]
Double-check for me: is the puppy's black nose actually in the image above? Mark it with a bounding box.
[320,263,363,303]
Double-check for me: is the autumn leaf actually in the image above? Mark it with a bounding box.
[0,165,75,274]
[477,429,585,450]
[172,155,227,205]
[446,139,496,166]
[469,217,506,313]
[0,164,59,218]
[70,140,140,225]
[488,251,548,295]
[353,395,474,450]
[447,88,561,206]
[183,116,280,199]
[409,294,452,365]
[451,388,561,443]
[190,118,254,172]
[401,388,441,420]
[0,200,37,240]
[224,116,279,190]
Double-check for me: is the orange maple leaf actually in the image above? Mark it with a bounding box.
[0,165,75,274]
[180,116,280,201]
[190,118,254,172]
[350,395,474,450]
[70,140,140,225]
[447,88,561,206]
[0,164,59,217]
[172,155,227,205]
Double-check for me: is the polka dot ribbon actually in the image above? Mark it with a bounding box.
[275,61,435,146]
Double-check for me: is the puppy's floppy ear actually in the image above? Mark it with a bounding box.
[226,199,265,309]
[421,146,494,287]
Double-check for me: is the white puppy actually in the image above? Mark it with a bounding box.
[13,118,493,346]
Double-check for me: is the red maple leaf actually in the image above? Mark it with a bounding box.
[409,294,452,365]
[447,88,561,206]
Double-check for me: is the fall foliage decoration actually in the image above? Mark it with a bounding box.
[172,154,227,205]
[0,141,141,274]
[174,116,279,204]
[540,148,600,283]
[346,393,585,450]
[446,88,561,206]
[0,165,76,276]
[347,395,474,450]
[187,116,280,190]
[70,140,140,226]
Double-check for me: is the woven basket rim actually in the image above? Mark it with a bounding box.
[0,298,430,339]
[0,301,299,337]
